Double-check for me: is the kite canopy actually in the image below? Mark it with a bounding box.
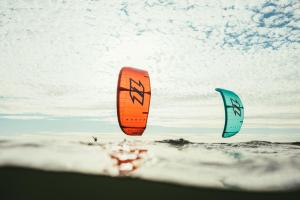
[216,88,244,138]
[117,67,151,136]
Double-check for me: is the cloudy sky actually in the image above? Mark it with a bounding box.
[0,0,299,134]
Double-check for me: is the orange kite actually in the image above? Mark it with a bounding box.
[117,67,151,136]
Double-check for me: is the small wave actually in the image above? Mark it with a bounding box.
[223,141,273,148]
[156,138,194,147]
[279,142,300,146]
[0,140,9,144]
[0,142,42,148]
[222,141,300,149]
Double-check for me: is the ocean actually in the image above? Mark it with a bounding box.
[1,131,299,191]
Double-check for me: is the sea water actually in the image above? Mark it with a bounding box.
[0,132,299,191]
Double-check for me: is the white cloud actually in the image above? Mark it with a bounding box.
[0,0,299,128]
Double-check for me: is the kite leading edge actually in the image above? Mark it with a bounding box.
[216,88,244,138]
[117,67,151,136]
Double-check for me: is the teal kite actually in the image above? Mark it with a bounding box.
[216,88,244,138]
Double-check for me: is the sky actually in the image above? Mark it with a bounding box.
[0,0,300,134]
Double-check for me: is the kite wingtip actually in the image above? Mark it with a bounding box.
[215,88,224,92]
